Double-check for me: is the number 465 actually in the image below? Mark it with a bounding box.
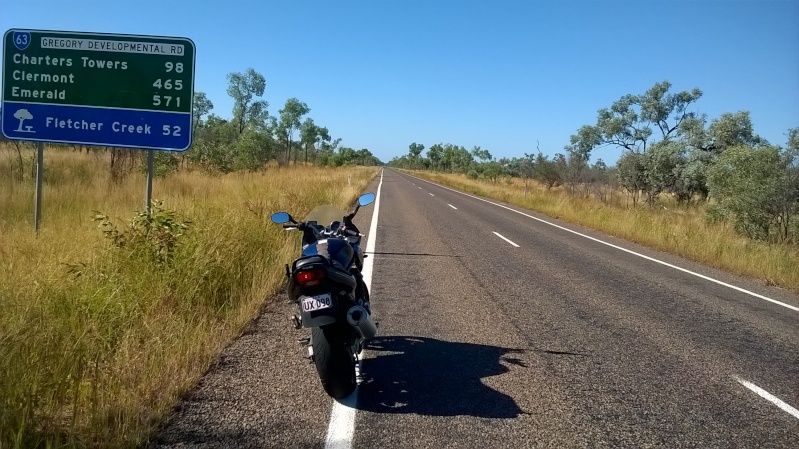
[162,125,182,137]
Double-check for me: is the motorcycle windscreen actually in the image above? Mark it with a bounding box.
[304,204,347,227]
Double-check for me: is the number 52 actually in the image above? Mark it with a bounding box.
[162,125,182,137]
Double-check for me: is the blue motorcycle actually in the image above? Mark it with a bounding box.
[271,192,377,398]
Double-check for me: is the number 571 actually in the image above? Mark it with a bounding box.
[153,95,181,107]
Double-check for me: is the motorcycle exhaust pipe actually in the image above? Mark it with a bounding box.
[346,305,377,339]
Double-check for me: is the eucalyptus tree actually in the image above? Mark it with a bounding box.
[278,98,310,164]
[226,68,268,134]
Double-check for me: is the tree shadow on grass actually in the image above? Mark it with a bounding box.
[357,336,526,418]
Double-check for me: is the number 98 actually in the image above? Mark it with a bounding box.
[165,62,184,73]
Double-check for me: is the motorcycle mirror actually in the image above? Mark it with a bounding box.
[270,212,293,224]
[358,193,376,207]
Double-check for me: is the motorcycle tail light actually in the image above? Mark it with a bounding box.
[296,268,326,286]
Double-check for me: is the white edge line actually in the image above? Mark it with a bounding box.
[734,376,799,420]
[493,231,520,248]
[324,168,383,449]
[448,204,457,210]
[407,173,799,313]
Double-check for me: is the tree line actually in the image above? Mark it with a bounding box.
[185,68,382,173]
[389,81,799,243]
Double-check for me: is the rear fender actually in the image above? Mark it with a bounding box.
[299,293,338,327]
[290,255,357,328]
[298,289,358,328]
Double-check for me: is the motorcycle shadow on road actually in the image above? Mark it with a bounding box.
[357,336,526,418]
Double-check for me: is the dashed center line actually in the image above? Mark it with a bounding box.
[448,204,457,210]
[429,193,435,197]
[493,231,520,247]
[735,376,799,420]
[408,174,799,313]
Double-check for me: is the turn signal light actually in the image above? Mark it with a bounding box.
[296,268,325,286]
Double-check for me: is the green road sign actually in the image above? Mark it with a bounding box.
[2,29,195,151]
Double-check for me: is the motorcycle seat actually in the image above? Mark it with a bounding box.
[293,255,328,270]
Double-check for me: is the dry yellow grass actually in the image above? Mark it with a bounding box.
[409,170,799,294]
[0,144,378,448]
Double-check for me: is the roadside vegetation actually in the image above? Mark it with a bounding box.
[390,81,799,292]
[0,66,381,448]
[0,147,378,448]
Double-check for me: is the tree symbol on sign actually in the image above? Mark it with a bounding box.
[13,109,35,133]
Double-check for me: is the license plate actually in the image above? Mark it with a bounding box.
[301,293,333,312]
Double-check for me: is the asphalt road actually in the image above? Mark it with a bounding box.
[152,168,799,448]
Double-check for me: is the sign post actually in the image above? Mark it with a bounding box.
[1,29,196,228]
[146,150,154,211]
[35,141,43,234]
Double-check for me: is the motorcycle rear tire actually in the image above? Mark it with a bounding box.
[312,325,356,399]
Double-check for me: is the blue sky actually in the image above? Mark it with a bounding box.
[2,0,797,164]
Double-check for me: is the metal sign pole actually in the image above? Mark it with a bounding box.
[146,150,154,213]
[34,141,43,235]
